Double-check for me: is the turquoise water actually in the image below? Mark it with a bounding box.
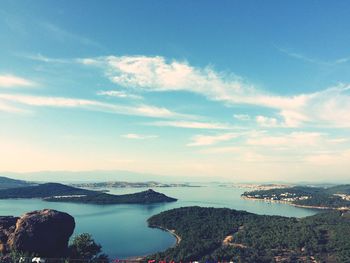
[0,184,319,259]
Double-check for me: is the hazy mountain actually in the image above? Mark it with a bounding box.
[0,176,35,189]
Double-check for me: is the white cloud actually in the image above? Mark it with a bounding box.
[256,115,279,127]
[0,93,190,119]
[121,133,158,140]
[97,90,142,100]
[80,55,350,128]
[150,120,236,130]
[187,133,239,147]
[0,74,36,88]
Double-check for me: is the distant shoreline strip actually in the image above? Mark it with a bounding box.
[241,196,349,211]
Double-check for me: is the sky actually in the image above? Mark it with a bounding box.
[0,0,350,182]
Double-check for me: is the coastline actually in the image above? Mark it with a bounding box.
[149,225,182,246]
[125,226,181,262]
[241,196,349,211]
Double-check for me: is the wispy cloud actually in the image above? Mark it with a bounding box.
[80,55,350,128]
[304,150,350,166]
[278,47,350,66]
[334,57,350,65]
[22,53,72,64]
[149,120,237,130]
[247,132,323,147]
[196,131,350,171]
[277,47,328,65]
[0,93,190,119]
[97,90,142,100]
[233,114,250,121]
[187,133,239,147]
[40,22,103,48]
[121,133,158,140]
[0,100,26,113]
[0,74,36,88]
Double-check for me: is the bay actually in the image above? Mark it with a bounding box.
[0,183,319,259]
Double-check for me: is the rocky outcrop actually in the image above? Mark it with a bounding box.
[0,209,75,257]
[0,216,18,253]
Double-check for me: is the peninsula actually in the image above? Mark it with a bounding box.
[147,206,350,262]
[242,185,350,209]
[0,183,177,204]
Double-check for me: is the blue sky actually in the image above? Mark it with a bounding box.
[1,0,350,182]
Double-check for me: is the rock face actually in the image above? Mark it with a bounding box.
[0,216,19,253]
[0,209,75,257]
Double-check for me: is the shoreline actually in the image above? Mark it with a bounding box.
[155,225,182,246]
[241,196,349,211]
[149,225,181,246]
[125,226,181,262]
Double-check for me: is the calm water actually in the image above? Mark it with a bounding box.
[0,184,319,259]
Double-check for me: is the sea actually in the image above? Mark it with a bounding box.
[0,183,319,259]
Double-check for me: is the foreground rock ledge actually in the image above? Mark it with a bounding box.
[0,209,75,257]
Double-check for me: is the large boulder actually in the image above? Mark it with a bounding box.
[0,216,18,253]
[0,209,75,257]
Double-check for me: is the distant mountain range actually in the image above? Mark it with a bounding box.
[0,176,35,189]
[0,182,177,205]
[72,181,200,188]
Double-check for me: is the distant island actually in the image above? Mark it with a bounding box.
[0,183,177,205]
[147,206,350,262]
[220,183,293,191]
[0,176,36,189]
[72,181,200,189]
[242,185,350,209]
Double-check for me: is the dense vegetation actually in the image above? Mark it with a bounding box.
[1,233,109,263]
[242,185,350,209]
[45,189,177,204]
[0,183,177,204]
[0,176,35,189]
[147,206,350,262]
[0,183,94,198]
[69,233,109,263]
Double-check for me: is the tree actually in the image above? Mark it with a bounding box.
[69,233,109,262]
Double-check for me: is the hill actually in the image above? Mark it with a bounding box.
[325,184,350,195]
[0,183,177,204]
[45,188,177,204]
[242,185,350,209]
[147,206,350,262]
[0,176,35,189]
[0,183,93,199]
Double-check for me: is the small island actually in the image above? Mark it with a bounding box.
[242,185,350,210]
[0,183,177,205]
[147,206,350,262]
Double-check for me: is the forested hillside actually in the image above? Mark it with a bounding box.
[147,206,350,262]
